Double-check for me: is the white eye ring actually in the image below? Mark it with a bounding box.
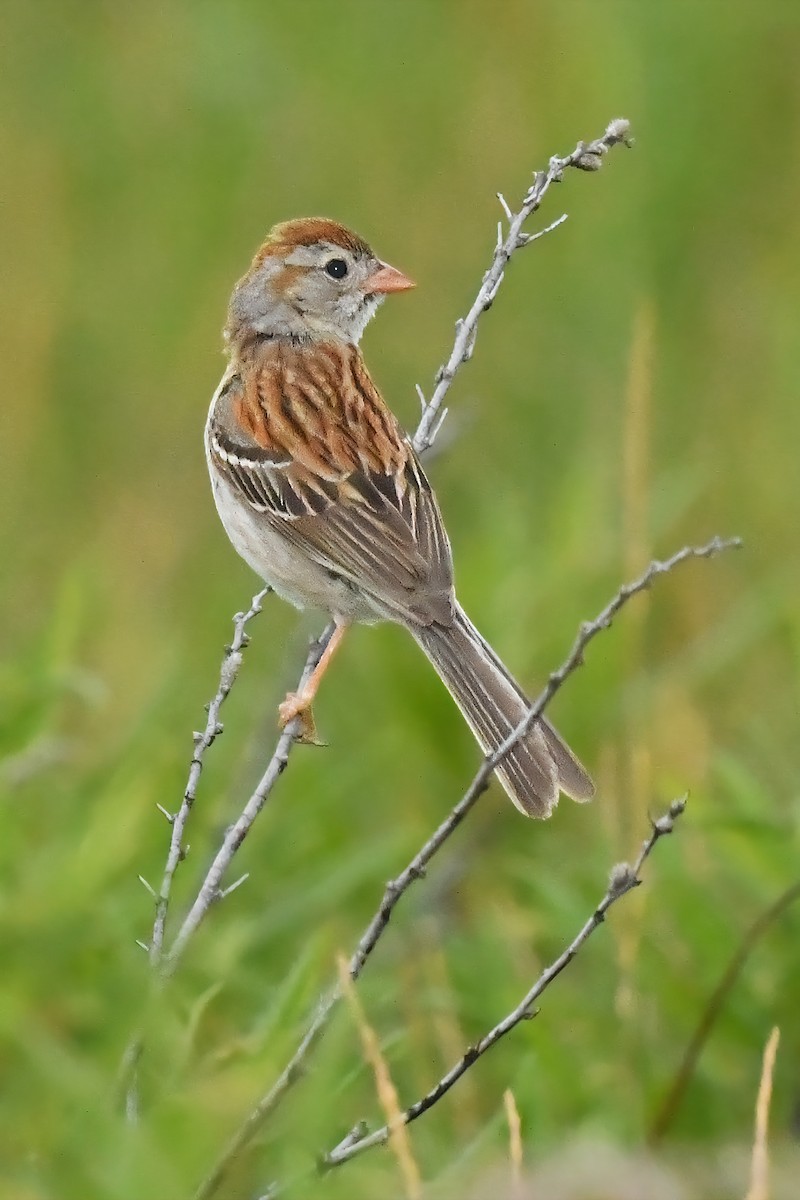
[324,257,349,280]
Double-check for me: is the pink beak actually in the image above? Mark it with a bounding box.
[363,261,416,295]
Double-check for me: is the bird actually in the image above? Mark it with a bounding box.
[204,217,594,817]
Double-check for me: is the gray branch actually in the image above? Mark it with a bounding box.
[122,591,270,1118]
[347,539,738,974]
[412,116,632,455]
[191,536,738,1200]
[149,587,270,967]
[162,625,334,975]
[322,798,688,1169]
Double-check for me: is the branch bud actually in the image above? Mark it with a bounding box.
[605,117,633,145]
[575,151,603,172]
[608,861,638,896]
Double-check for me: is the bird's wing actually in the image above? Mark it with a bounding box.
[207,340,454,626]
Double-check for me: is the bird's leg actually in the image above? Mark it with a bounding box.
[278,621,349,743]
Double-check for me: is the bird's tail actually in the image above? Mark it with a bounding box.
[413,604,594,817]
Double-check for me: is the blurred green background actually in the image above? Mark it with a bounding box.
[2,2,799,1198]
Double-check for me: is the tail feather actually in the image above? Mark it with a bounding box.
[540,716,595,803]
[413,604,594,818]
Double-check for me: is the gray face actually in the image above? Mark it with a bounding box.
[228,240,383,345]
[281,240,383,342]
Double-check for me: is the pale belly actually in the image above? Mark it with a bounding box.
[207,457,382,625]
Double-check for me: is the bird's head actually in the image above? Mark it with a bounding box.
[226,217,415,348]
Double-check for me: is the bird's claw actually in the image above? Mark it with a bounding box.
[278,693,327,746]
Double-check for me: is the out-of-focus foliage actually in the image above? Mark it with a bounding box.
[1,2,799,1198]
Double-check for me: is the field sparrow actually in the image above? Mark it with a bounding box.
[205,218,594,817]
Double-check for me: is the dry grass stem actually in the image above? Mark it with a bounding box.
[336,955,422,1200]
[745,1026,780,1200]
[503,1088,524,1195]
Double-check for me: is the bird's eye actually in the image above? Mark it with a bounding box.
[324,257,348,280]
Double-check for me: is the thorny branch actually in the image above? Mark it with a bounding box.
[413,116,633,454]
[347,539,739,974]
[123,591,270,1117]
[146,589,270,968]
[146,116,633,973]
[191,536,738,1200]
[322,798,688,1168]
[163,625,334,974]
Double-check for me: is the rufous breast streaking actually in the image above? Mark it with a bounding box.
[205,216,594,817]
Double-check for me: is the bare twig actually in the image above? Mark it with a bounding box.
[162,624,335,974]
[347,538,739,977]
[321,798,687,1169]
[148,588,270,967]
[649,880,800,1145]
[192,536,737,1200]
[412,117,632,454]
[125,632,335,1105]
[121,591,271,1115]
